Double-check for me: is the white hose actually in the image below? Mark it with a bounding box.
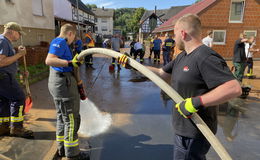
[78,48,232,160]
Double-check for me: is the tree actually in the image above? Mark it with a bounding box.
[85,4,97,9]
[195,0,202,3]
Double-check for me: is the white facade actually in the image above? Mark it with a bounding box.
[53,0,73,21]
[0,0,55,46]
[95,17,113,36]
[0,0,54,29]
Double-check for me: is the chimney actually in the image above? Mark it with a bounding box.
[154,6,157,14]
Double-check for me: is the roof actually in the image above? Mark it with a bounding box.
[140,5,189,24]
[68,0,95,16]
[153,0,217,33]
[91,8,114,17]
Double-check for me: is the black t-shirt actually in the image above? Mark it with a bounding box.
[233,38,246,63]
[163,45,235,138]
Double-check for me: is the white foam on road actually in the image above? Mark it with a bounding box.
[79,99,112,137]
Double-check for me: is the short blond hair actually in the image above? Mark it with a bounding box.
[60,24,76,35]
[176,14,201,37]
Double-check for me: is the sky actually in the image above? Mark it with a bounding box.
[82,0,198,10]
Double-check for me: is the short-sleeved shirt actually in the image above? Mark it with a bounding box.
[111,37,122,52]
[202,36,213,47]
[75,39,82,53]
[163,45,235,138]
[153,39,162,51]
[245,42,255,58]
[0,34,17,75]
[233,38,246,63]
[48,37,73,72]
[164,38,175,51]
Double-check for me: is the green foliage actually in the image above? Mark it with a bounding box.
[195,0,202,3]
[17,63,49,84]
[114,8,145,37]
[85,4,97,9]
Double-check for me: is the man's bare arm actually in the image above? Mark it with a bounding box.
[201,79,242,107]
[45,53,69,67]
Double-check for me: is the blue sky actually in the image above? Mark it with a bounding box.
[82,0,197,9]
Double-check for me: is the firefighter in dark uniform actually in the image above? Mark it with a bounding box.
[0,22,33,138]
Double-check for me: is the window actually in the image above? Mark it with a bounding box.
[101,26,107,31]
[95,26,98,31]
[95,18,98,23]
[229,0,245,23]
[213,30,226,45]
[32,0,44,16]
[101,18,107,23]
[244,30,257,38]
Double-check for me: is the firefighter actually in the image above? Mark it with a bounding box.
[45,24,89,159]
[83,30,95,69]
[0,22,34,138]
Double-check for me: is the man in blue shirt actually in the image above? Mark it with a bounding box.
[45,24,89,160]
[0,22,33,138]
[153,35,162,63]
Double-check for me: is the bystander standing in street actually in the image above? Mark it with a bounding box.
[0,22,34,139]
[133,40,145,64]
[153,35,162,63]
[162,34,175,65]
[83,30,95,69]
[110,33,123,72]
[233,33,248,82]
[74,36,83,55]
[45,24,89,160]
[245,36,259,77]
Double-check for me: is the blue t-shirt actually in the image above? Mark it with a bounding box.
[48,37,73,72]
[75,39,82,53]
[0,34,17,75]
[153,39,162,51]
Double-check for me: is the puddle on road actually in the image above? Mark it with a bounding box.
[79,99,112,137]
[128,76,150,82]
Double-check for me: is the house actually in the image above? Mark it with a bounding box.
[139,5,189,40]
[0,0,55,46]
[92,7,114,38]
[67,0,96,36]
[153,0,260,58]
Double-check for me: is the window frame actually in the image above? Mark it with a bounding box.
[229,0,246,23]
[212,30,226,45]
[244,30,257,38]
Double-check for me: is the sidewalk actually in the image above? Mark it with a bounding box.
[0,78,57,160]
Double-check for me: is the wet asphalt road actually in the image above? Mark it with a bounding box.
[78,56,260,160]
[1,53,259,160]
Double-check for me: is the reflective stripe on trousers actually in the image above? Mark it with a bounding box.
[48,68,80,157]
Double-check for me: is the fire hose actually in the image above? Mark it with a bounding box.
[77,48,232,160]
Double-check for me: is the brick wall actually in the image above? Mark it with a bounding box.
[17,47,49,66]
[200,0,260,58]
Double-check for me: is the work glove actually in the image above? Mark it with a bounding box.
[175,97,203,118]
[68,54,83,68]
[77,80,87,100]
[118,53,132,69]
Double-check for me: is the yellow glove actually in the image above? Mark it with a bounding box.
[68,54,83,68]
[175,97,203,118]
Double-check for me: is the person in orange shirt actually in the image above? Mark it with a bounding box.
[83,30,95,69]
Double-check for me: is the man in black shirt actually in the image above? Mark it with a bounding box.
[233,33,248,82]
[121,14,242,159]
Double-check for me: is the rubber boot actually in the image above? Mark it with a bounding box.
[10,127,34,139]
[65,152,90,160]
[0,123,10,136]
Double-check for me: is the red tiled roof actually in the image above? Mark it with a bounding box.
[153,0,217,33]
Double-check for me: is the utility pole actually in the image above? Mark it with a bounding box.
[76,0,80,36]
